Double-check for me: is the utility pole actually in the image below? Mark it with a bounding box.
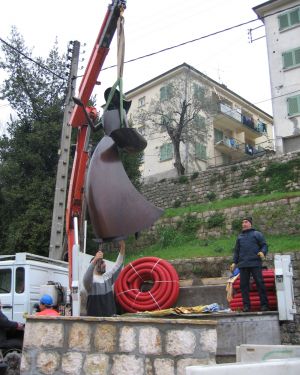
[49,41,80,260]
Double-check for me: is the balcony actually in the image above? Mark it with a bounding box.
[215,103,267,139]
[214,137,245,160]
[215,136,266,160]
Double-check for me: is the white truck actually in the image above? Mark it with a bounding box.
[0,253,69,323]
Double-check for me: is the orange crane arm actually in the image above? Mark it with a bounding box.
[66,0,126,286]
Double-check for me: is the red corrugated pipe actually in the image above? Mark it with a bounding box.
[115,257,179,312]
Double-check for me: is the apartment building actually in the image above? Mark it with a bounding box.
[126,63,273,183]
[253,0,300,153]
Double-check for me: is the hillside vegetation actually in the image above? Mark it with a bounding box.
[106,191,300,264]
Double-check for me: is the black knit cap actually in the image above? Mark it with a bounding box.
[242,216,252,225]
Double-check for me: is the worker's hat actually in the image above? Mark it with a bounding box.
[40,294,53,306]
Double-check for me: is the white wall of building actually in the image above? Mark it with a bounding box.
[254,0,300,153]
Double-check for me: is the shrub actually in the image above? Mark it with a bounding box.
[206,191,217,201]
[191,172,199,180]
[262,160,300,192]
[241,167,256,179]
[157,226,178,248]
[180,215,202,235]
[207,213,225,229]
[231,191,241,199]
[178,175,189,184]
[173,199,181,208]
[231,218,242,232]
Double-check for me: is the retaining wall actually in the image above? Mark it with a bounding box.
[21,316,217,375]
[141,152,300,209]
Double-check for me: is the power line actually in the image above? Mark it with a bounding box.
[0,3,297,83]
[101,18,260,71]
[0,3,298,96]
[0,37,66,80]
[101,4,300,71]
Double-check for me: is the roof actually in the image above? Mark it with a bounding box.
[253,0,298,18]
[125,62,273,119]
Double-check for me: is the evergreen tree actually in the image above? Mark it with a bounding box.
[0,28,143,256]
[0,27,67,256]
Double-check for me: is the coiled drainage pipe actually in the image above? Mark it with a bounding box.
[115,257,179,312]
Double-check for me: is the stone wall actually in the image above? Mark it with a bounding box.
[130,195,300,251]
[21,316,217,375]
[141,152,300,209]
[158,196,300,239]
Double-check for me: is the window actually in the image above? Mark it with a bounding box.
[15,267,25,294]
[0,269,12,294]
[278,7,300,31]
[194,114,206,129]
[138,96,145,107]
[195,143,207,160]
[160,84,173,101]
[193,84,205,100]
[214,128,223,143]
[282,47,300,69]
[287,94,300,117]
[160,143,173,161]
[161,114,170,126]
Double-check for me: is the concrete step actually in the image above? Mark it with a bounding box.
[176,279,229,308]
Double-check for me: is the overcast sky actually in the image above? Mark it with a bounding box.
[0,0,272,134]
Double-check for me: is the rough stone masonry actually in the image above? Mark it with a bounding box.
[21,316,217,375]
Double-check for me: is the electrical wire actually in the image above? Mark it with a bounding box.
[101,4,300,71]
[0,4,298,84]
[0,37,66,80]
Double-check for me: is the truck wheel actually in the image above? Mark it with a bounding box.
[4,350,22,375]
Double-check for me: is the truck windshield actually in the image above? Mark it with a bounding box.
[0,269,12,294]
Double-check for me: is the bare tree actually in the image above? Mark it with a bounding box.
[134,73,216,176]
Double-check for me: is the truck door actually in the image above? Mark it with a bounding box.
[13,266,25,322]
[0,267,13,319]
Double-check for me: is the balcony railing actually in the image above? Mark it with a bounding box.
[219,103,268,134]
[215,136,266,158]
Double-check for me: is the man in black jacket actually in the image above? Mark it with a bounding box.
[230,217,269,312]
[0,302,24,350]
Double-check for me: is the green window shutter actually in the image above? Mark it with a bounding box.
[287,95,300,116]
[160,84,173,101]
[160,86,167,101]
[160,143,173,161]
[193,84,204,100]
[167,84,173,98]
[283,48,300,69]
[278,13,289,30]
[290,8,300,26]
[283,51,294,68]
[295,48,300,65]
[195,143,207,160]
[279,8,300,30]
[214,128,223,143]
[194,114,205,129]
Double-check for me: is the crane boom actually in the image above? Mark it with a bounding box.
[66,0,126,286]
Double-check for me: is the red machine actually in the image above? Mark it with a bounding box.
[66,0,127,286]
